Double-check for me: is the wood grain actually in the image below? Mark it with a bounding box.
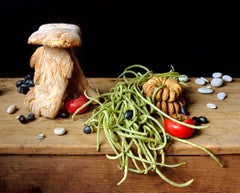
[0,155,239,193]
[1,78,240,155]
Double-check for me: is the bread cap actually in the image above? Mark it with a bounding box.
[28,23,82,48]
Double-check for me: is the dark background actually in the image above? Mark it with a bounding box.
[0,0,239,77]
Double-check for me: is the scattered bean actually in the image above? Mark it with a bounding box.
[198,87,214,94]
[212,72,222,78]
[27,113,35,121]
[192,116,201,126]
[124,110,133,119]
[7,104,17,114]
[198,116,209,123]
[178,75,189,82]
[206,103,217,109]
[222,75,233,82]
[179,106,189,115]
[83,126,93,134]
[54,127,66,136]
[36,133,46,140]
[195,78,206,85]
[200,77,209,83]
[18,115,28,123]
[217,92,227,100]
[211,78,223,87]
[58,110,70,118]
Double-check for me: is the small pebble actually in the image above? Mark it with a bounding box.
[195,78,206,85]
[54,127,66,136]
[178,75,189,82]
[198,87,214,94]
[222,74,233,82]
[217,92,227,100]
[212,72,222,78]
[36,133,46,140]
[206,103,217,109]
[7,104,17,114]
[210,78,223,87]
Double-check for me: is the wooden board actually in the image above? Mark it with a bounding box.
[1,154,240,193]
[0,77,240,156]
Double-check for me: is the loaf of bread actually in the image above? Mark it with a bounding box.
[24,23,98,118]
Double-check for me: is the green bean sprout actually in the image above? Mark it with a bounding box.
[72,64,224,187]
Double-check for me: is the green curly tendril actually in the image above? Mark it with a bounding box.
[72,64,224,187]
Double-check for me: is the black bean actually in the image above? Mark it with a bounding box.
[179,106,189,115]
[198,116,209,124]
[27,113,35,121]
[25,79,35,88]
[192,116,201,126]
[18,115,28,124]
[24,74,33,81]
[124,110,133,119]
[17,84,29,94]
[16,80,24,87]
[83,126,92,134]
[58,110,69,118]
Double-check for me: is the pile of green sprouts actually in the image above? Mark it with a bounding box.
[72,64,224,187]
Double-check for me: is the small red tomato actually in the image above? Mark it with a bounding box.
[164,114,195,139]
[64,94,88,115]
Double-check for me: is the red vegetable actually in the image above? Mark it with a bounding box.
[164,114,195,139]
[64,94,88,115]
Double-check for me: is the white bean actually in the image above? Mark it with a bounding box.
[195,78,206,85]
[211,78,223,87]
[207,103,217,109]
[198,87,214,94]
[178,75,189,82]
[200,77,209,83]
[222,75,233,82]
[217,92,227,100]
[54,127,66,136]
[212,72,222,78]
[36,133,46,140]
[7,104,17,114]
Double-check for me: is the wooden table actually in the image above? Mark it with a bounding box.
[0,77,240,193]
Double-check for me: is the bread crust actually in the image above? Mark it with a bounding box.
[24,46,73,118]
[28,23,82,48]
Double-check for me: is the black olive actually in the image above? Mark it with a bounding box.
[27,113,35,121]
[192,116,201,126]
[198,116,209,124]
[83,126,92,134]
[124,110,133,119]
[18,115,28,124]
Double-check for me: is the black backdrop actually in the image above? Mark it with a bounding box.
[0,0,239,77]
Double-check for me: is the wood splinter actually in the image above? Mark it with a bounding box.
[24,23,98,118]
